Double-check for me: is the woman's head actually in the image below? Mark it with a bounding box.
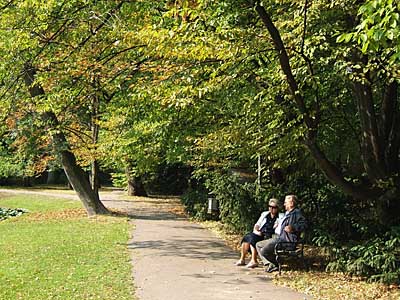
[268,198,279,215]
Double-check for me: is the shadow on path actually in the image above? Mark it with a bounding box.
[115,195,313,300]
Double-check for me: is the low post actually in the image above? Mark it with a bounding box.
[207,193,219,215]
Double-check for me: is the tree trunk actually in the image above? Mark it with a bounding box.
[46,170,60,184]
[22,177,32,187]
[90,160,100,199]
[23,63,108,216]
[125,165,147,196]
[127,176,147,196]
[62,151,108,215]
[376,187,400,224]
[353,79,386,180]
[90,89,100,198]
[381,82,400,173]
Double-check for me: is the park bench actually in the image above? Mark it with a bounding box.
[274,232,307,275]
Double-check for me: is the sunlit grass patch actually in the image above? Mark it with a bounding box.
[0,194,80,213]
[0,194,134,300]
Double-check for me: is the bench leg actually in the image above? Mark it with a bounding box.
[301,253,308,271]
[276,254,282,275]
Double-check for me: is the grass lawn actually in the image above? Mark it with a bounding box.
[0,194,134,300]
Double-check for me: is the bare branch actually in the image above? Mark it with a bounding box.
[100,45,147,65]
[64,0,128,61]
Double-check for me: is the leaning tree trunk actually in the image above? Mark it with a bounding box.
[23,63,108,216]
[62,150,108,215]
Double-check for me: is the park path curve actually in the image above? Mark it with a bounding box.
[0,189,312,300]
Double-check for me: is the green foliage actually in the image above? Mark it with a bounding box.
[286,173,400,284]
[181,169,270,231]
[143,163,190,195]
[0,0,153,175]
[327,226,400,284]
[180,189,209,220]
[203,170,280,234]
[110,172,127,189]
[338,0,400,60]
[291,174,361,243]
[0,158,25,179]
[1,0,399,285]
[0,141,32,179]
[0,207,28,221]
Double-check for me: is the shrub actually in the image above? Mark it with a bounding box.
[180,189,209,220]
[0,207,28,221]
[326,226,400,284]
[205,174,263,234]
[110,172,127,188]
[181,170,274,231]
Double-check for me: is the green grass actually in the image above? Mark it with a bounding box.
[0,193,134,300]
[0,194,79,212]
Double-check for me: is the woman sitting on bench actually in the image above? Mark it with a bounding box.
[235,198,280,268]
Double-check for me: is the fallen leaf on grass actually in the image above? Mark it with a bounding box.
[25,208,87,221]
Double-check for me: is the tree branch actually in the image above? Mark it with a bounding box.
[0,0,15,10]
[99,45,147,65]
[254,3,314,129]
[64,1,127,61]
[254,2,381,200]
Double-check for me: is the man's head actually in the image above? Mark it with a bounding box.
[284,194,297,212]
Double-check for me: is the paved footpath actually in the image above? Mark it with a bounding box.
[0,189,312,300]
[105,194,312,300]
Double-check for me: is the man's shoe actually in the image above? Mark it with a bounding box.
[266,265,278,273]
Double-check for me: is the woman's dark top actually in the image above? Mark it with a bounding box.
[241,212,278,249]
[260,213,277,238]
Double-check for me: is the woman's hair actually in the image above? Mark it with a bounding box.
[268,198,280,207]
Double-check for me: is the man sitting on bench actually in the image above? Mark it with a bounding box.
[256,194,306,273]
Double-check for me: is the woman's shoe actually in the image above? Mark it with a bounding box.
[235,260,246,266]
[245,262,258,268]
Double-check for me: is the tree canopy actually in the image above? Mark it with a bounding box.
[1,0,400,283]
